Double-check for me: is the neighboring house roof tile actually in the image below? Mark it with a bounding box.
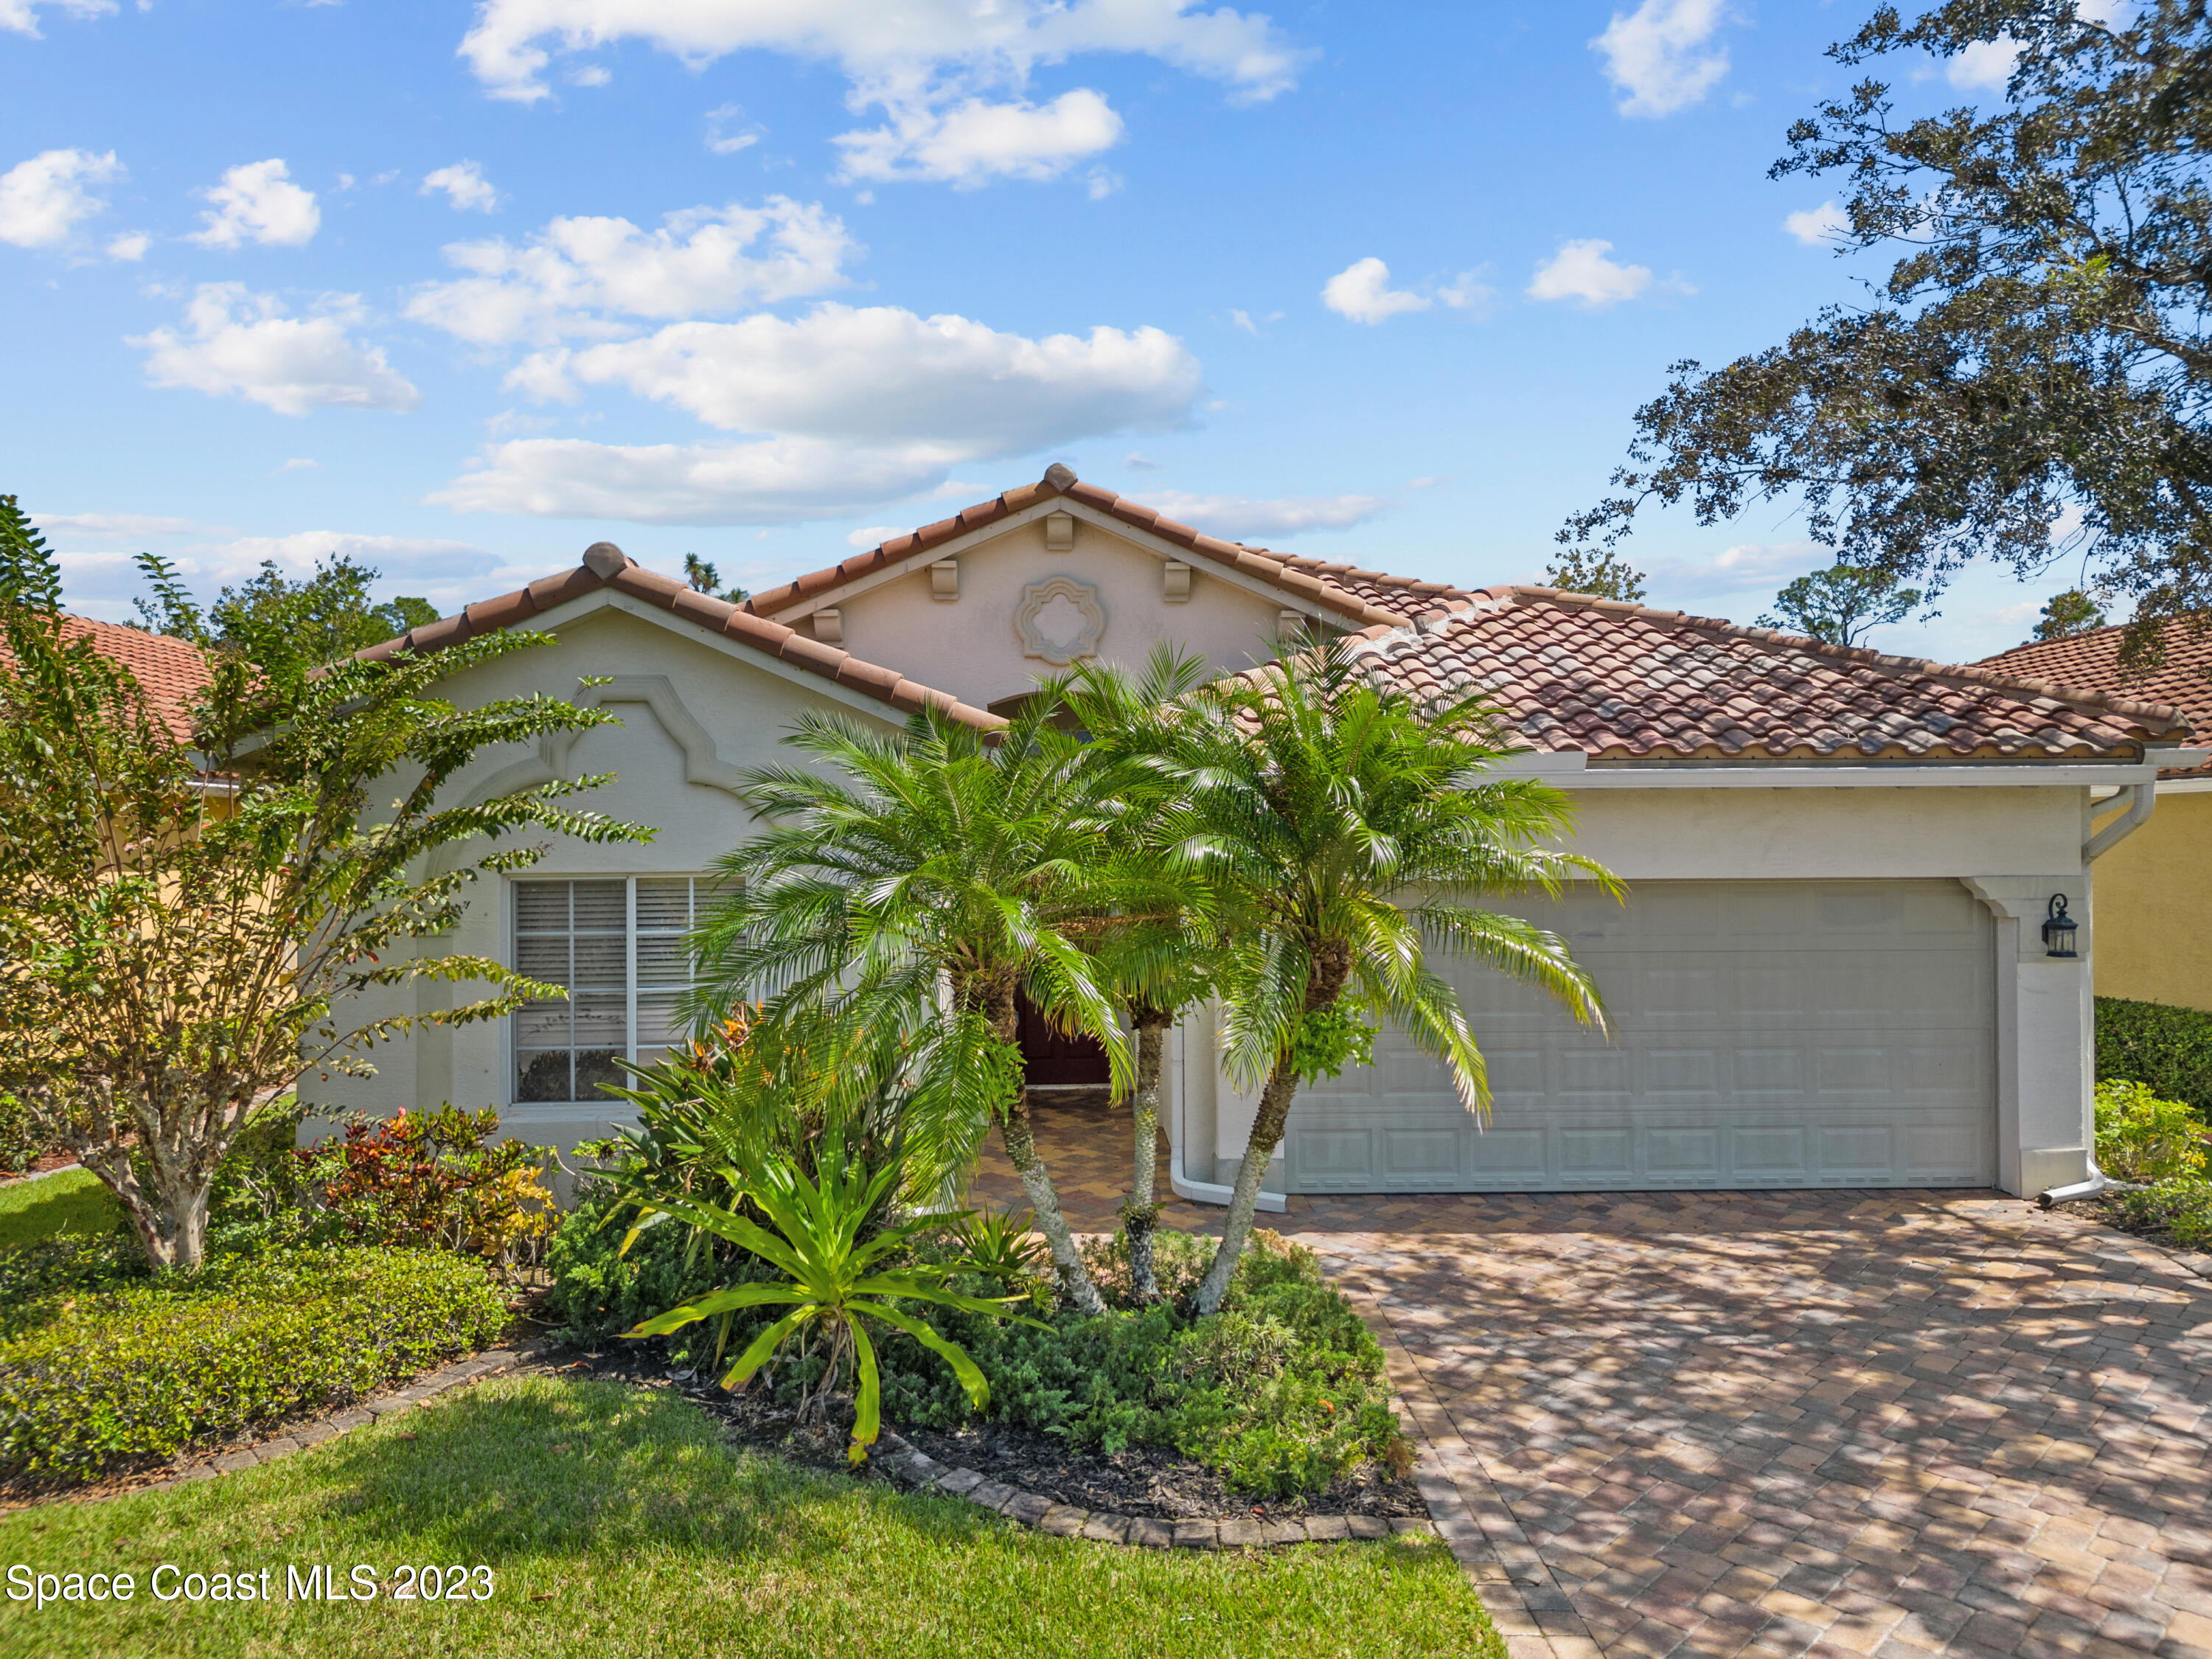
[352,543,1005,731]
[742,466,1433,630]
[1978,618,2212,779]
[1334,587,2193,764]
[60,614,208,740]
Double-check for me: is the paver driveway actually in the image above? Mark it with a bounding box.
[1299,1191,2212,1659]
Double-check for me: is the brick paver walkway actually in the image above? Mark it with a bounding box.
[979,1103,2212,1659]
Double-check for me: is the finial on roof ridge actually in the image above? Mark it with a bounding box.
[582,542,628,578]
[1042,462,1077,490]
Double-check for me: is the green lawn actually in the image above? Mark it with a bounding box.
[0,1169,121,1253]
[0,1374,1499,1659]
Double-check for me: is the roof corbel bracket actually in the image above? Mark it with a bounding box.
[930,560,959,602]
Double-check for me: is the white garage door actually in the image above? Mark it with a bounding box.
[1284,880,1996,1193]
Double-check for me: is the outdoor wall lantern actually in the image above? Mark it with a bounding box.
[2041,894,2079,959]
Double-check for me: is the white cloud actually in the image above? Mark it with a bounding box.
[1593,0,1731,118]
[405,197,856,346]
[567,63,610,86]
[1947,38,2019,90]
[106,230,149,261]
[1124,451,1158,470]
[0,147,119,248]
[846,524,905,547]
[422,161,501,213]
[524,304,1203,453]
[189,159,320,248]
[275,456,320,472]
[37,511,204,538]
[1321,257,1430,325]
[706,104,762,155]
[1526,239,1659,308]
[430,435,967,526]
[1783,201,1848,246]
[1142,490,1386,539]
[51,529,514,622]
[1437,269,1496,316]
[833,89,1124,187]
[458,0,1310,108]
[437,305,1203,526]
[130,284,421,417]
[0,0,114,37]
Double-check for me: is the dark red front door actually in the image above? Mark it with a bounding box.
[1016,992,1112,1086]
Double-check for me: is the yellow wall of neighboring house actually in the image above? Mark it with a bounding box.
[2094,789,2212,1012]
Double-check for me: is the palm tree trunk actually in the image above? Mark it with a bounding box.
[1192,1053,1300,1316]
[1122,1014,1169,1300]
[988,985,1106,1318]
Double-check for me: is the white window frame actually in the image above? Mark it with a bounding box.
[506,874,721,1107]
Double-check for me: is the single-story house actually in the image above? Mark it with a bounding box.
[1979,619,2212,1015]
[302,466,2206,1201]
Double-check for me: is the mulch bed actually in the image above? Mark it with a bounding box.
[543,1343,1428,1524]
[0,1152,83,1186]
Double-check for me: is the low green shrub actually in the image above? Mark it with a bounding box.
[0,1093,41,1175]
[2095,1079,2208,1183]
[872,1228,1402,1499]
[2109,1178,2212,1253]
[543,1182,764,1357]
[0,1243,507,1484]
[2097,997,2212,1116]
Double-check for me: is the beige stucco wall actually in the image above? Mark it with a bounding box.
[2087,787,2212,1012]
[298,598,902,1154]
[824,516,1297,710]
[1559,783,2088,880]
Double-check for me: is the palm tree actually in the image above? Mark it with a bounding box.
[687,700,1127,1318]
[1169,634,1618,1316]
[1061,647,1222,1301]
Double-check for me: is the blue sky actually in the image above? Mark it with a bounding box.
[3,0,2082,661]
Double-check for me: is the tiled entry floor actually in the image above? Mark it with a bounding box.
[1305,1191,2212,1659]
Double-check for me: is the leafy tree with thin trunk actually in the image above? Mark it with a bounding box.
[133,552,438,667]
[2034,588,2109,640]
[1540,546,1649,604]
[688,700,1130,1318]
[1168,637,1618,1317]
[1755,564,1924,647]
[0,498,650,1273]
[1560,1,2212,667]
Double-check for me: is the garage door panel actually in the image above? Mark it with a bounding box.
[1282,880,1994,1193]
[1732,1124,1810,1178]
[1648,1127,1722,1176]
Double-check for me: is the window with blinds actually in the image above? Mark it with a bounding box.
[512,876,720,1104]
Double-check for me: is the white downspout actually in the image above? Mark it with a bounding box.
[2038,776,2163,1208]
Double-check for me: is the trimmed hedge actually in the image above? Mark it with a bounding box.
[2096,997,2212,1117]
[0,1244,507,1484]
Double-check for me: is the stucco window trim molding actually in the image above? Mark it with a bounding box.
[1015,576,1107,665]
[459,673,748,821]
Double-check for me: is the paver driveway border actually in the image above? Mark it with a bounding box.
[1291,1191,2212,1659]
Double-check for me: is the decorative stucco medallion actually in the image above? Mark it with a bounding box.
[1015,576,1106,664]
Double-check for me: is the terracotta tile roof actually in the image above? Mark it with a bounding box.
[1335,587,2194,764]
[1978,618,2212,779]
[352,543,1004,731]
[62,615,209,741]
[742,465,1436,630]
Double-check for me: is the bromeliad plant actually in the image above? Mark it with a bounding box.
[622,1150,1038,1464]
